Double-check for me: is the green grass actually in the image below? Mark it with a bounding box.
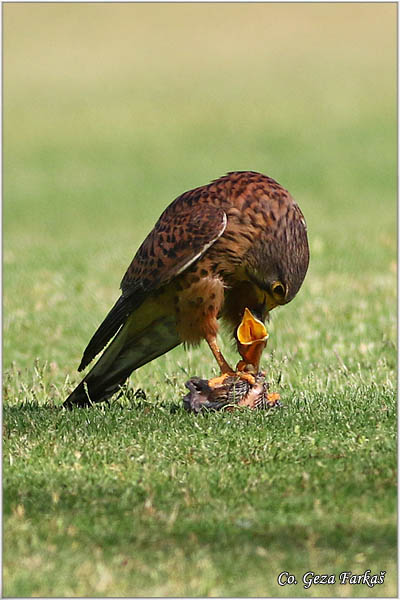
[3,3,397,597]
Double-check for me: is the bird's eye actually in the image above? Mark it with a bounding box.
[271,281,286,299]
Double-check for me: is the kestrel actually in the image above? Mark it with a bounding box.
[64,171,309,408]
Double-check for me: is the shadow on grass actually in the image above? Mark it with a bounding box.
[3,396,185,414]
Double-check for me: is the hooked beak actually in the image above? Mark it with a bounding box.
[236,308,268,372]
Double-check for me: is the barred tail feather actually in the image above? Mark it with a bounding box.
[64,316,180,408]
[78,292,145,372]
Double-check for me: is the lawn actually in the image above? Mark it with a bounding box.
[3,3,397,597]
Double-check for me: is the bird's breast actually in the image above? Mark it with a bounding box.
[173,271,225,345]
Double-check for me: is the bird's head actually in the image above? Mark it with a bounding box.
[243,206,310,313]
[242,264,292,313]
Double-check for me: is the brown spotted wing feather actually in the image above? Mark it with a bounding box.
[121,201,227,292]
[78,200,226,371]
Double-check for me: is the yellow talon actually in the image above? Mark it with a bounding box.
[208,372,233,387]
[209,370,255,388]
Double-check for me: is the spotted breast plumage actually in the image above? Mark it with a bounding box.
[64,171,309,408]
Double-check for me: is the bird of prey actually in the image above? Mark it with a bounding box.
[64,171,309,408]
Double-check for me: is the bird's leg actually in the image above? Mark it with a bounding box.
[206,333,256,387]
[206,333,233,375]
[206,333,242,387]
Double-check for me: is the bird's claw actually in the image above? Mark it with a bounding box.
[208,369,256,388]
[208,372,236,387]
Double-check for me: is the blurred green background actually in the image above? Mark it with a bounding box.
[4,3,396,372]
[4,3,396,597]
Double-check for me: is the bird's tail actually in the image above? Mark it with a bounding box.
[63,315,180,408]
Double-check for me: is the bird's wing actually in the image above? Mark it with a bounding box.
[120,199,227,292]
[78,200,227,371]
